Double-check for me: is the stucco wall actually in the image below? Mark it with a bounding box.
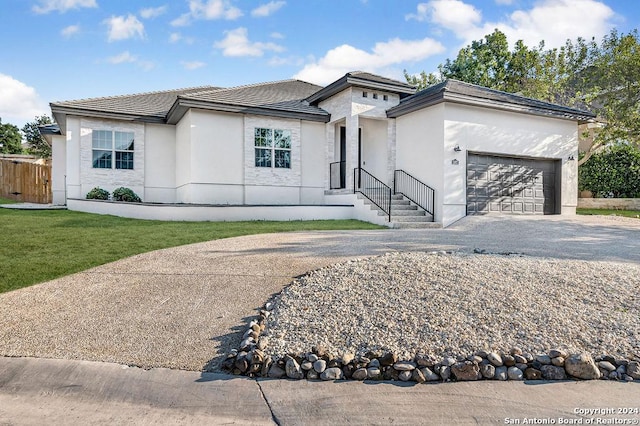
[65,116,81,200]
[300,121,326,204]
[360,117,389,184]
[175,110,192,202]
[51,134,67,205]
[144,123,176,203]
[395,104,445,222]
[443,103,578,224]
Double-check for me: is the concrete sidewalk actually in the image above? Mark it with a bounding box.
[1,357,638,425]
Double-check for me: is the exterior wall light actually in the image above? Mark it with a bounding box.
[452,159,459,165]
[567,155,575,161]
[454,145,461,152]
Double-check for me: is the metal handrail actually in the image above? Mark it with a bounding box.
[354,167,391,222]
[329,161,346,189]
[394,169,435,219]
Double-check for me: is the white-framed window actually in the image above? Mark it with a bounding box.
[254,128,291,169]
[92,130,134,169]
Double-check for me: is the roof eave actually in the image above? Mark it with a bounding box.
[306,75,416,105]
[167,99,330,124]
[50,105,167,130]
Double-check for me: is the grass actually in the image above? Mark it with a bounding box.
[0,209,383,294]
[0,197,18,204]
[577,208,640,218]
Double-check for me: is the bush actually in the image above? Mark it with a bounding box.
[579,143,640,198]
[112,187,142,203]
[86,187,110,200]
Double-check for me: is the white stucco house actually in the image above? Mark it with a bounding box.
[41,71,594,228]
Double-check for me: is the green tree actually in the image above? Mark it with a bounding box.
[0,118,23,154]
[22,115,53,158]
[579,143,640,197]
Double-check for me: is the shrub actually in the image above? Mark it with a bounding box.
[579,143,640,198]
[86,187,110,200]
[112,187,142,203]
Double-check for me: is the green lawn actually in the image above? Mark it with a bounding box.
[0,209,383,294]
[0,197,18,204]
[577,208,640,218]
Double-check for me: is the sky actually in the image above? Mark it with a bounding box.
[1,0,638,129]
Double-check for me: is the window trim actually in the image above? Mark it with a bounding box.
[254,127,291,169]
[92,130,135,170]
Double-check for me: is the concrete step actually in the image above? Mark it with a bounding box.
[391,215,433,222]
[381,209,425,217]
[391,204,418,211]
[392,221,442,229]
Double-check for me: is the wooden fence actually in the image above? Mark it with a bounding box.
[0,158,52,204]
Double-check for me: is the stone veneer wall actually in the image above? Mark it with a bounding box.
[578,198,640,210]
[79,118,145,199]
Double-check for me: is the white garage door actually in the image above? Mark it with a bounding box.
[467,153,557,215]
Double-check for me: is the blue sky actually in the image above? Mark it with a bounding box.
[1,0,638,128]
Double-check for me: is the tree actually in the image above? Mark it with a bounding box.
[22,115,53,158]
[0,118,23,154]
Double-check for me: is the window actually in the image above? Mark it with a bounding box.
[92,130,134,169]
[254,128,291,168]
[373,93,378,99]
[383,94,388,101]
[362,91,368,98]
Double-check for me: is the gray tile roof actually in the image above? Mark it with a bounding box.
[179,80,326,116]
[347,71,415,89]
[51,86,220,119]
[387,79,595,122]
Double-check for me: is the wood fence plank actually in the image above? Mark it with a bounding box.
[0,159,52,203]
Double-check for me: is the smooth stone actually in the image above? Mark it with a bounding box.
[522,353,534,362]
[307,354,319,363]
[380,352,398,367]
[313,359,327,373]
[549,349,568,358]
[256,337,268,350]
[502,355,516,367]
[286,357,304,379]
[469,355,483,364]
[398,370,412,381]
[540,365,567,380]
[507,366,523,380]
[368,359,380,369]
[438,366,451,381]
[487,352,503,367]
[261,356,272,376]
[615,358,629,366]
[609,371,619,380]
[415,354,437,367]
[320,367,343,381]
[495,366,508,381]
[301,361,313,371]
[510,347,523,356]
[313,345,328,357]
[342,364,354,379]
[536,355,552,365]
[421,367,440,381]
[307,370,318,380]
[441,357,456,367]
[412,368,426,383]
[515,363,528,371]
[627,361,640,379]
[513,355,527,365]
[367,367,381,379]
[524,368,542,380]
[393,361,417,371]
[341,353,355,365]
[616,365,626,376]
[565,353,601,380]
[267,364,286,379]
[551,357,565,367]
[480,364,495,379]
[234,357,249,373]
[352,368,367,381]
[451,361,480,381]
[598,361,616,372]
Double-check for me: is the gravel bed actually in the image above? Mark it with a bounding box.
[263,252,640,361]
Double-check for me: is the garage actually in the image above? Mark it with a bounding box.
[466,153,558,215]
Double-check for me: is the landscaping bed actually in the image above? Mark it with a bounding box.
[222,251,640,382]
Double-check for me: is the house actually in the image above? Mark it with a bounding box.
[42,71,594,227]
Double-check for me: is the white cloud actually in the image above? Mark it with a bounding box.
[61,24,80,37]
[32,0,97,14]
[105,14,145,42]
[181,61,206,70]
[213,27,284,57]
[171,0,242,26]
[406,0,481,32]
[294,37,445,85]
[416,0,615,49]
[495,0,513,4]
[140,5,167,19]
[270,32,284,39]
[0,74,47,127]
[170,32,195,44]
[268,56,304,67]
[107,51,137,64]
[251,1,285,17]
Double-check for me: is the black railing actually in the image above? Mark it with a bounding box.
[394,169,435,219]
[329,161,346,189]
[354,167,391,222]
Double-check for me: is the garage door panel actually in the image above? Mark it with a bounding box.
[467,153,557,216]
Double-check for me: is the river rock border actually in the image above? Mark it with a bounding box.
[220,303,640,382]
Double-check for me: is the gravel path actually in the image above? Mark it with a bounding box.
[265,251,640,361]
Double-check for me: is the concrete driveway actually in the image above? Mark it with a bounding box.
[1,214,639,424]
